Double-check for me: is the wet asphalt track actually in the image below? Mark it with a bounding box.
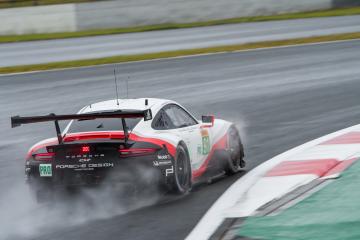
[1,15,360,67]
[1,40,360,239]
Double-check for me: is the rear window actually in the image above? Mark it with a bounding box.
[67,118,141,133]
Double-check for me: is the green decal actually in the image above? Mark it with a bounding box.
[197,145,202,155]
[202,135,210,155]
[39,164,52,177]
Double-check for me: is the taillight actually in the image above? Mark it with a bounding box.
[34,152,55,161]
[81,146,90,153]
[119,148,157,157]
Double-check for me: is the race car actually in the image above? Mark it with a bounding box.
[11,98,245,200]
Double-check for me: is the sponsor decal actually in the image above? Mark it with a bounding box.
[78,158,91,163]
[153,154,172,167]
[88,163,114,168]
[55,163,114,169]
[201,129,210,155]
[157,154,171,160]
[165,166,174,176]
[65,154,105,159]
[153,160,172,167]
[39,164,52,177]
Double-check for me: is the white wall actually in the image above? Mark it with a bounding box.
[0,0,356,35]
[0,4,76,35]
[75,0,333,30]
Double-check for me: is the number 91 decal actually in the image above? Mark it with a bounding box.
[201,129,210,155]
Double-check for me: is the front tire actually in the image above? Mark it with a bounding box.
[225,127,245,175]
[170,145,192,195]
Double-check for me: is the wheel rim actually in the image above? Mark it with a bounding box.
[176,151,189,188]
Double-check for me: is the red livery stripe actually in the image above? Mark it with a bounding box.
[129,133,177,156]
[192,133,228,180]
[64,131,177,156]
[26,138,58,160]
[27,131,177,158]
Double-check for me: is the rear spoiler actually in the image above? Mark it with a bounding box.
[11,109,152,128]
[11,109,152,144]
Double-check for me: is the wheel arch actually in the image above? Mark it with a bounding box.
[228,124,245,158]
[177,140,191,162]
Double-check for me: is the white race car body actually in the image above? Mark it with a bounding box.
[13,98,244,195]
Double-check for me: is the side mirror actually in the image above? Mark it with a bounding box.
[202,115,214,127]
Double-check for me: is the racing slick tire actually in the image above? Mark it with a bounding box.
[224,126,245,175]
[170,145,192,195]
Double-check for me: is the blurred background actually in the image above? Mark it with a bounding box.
[0,0,359,35]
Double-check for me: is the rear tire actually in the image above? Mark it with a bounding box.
[225,127,245,175]
[170,145,192,195]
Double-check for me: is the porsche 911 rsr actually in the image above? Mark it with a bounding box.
[11,98,245,201]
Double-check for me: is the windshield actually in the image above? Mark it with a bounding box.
[67,117,141,133]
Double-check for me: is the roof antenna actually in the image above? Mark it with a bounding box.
[126,75,129,99]
[113,69,120,106]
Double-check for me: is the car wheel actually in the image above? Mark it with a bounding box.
[225,127,245,175]
[171,145,192,195]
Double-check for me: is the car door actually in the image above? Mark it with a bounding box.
[162,104,204,169]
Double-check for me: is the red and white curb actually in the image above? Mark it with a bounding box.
[186,124,360,240]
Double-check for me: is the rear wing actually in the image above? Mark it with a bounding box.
[11,109,152,144]
[11,109,152,128]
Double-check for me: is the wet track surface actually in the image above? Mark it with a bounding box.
[1,40,360,239]
[1,15,360,67]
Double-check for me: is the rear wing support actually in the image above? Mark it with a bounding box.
[54,118,63,144]
[11,109,152,144]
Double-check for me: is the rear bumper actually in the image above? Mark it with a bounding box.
[25,153,175,189]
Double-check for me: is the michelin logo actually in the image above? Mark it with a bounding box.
[153,154,172,167]
[153,160,172,167]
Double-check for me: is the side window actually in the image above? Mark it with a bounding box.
[164,104,197,128]
[152,109,174,130]
[164,107,181,127]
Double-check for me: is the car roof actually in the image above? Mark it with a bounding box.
[80,98,172,114]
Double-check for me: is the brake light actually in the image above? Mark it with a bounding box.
[82,146,90,153]
[34,152,55,161]
[119,148,157,157]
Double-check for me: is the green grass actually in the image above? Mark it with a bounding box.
[1,7,360,43]
[239,160,360,240]
[1,32,360,74]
